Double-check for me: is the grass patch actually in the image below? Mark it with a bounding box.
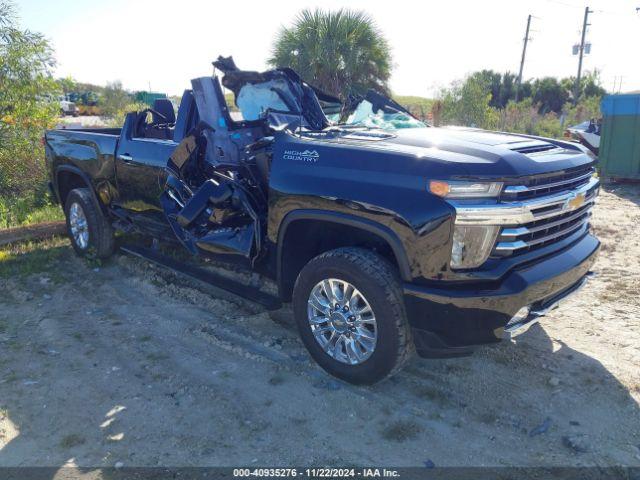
[380,420,423,442]
[411,384,451,406]
[0,237,69,279]
[477,411,498,425]
[268,373,286,386]
[0,196,64,229]
[146,352,169,361]
[59,434,86,449]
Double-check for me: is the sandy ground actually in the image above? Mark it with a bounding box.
[55,116,107,129]
[0,183,639,470]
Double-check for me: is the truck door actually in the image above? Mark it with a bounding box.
[113,111,175,225]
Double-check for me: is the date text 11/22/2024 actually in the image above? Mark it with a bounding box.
[233,468,401,477]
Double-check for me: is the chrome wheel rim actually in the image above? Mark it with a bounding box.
[69,202,89,249]
[307,278,377,365]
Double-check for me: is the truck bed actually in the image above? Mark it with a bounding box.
[51,127,121,136]
[45,128,122,191]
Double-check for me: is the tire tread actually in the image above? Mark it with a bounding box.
[294,247,413,383]
[65,188,114,259]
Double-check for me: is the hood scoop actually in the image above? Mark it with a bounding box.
[509,143,563,156]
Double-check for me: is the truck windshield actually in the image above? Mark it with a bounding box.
[343,100,426,130]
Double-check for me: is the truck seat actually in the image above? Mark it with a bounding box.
[152,99,176,124]
[139,99,176,140]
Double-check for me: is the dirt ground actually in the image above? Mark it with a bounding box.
[1,183,639,470]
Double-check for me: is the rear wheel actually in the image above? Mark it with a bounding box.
[64,188,114,259]
[293,247,412,384]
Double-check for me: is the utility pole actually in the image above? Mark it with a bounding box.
[515,14,532,102]
[574,6,593,104]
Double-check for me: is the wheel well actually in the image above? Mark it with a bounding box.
[56,170,89,207]
[278,219,402,301]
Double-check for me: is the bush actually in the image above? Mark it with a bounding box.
[1,1,60,227]
[435,71,603,139]
[438,75,500,130]
[101,81,133,119]
[394,96,433,121]
[0,195,63,228]
[104,101,148,128]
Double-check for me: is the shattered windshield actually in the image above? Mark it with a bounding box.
[344,100,426,130]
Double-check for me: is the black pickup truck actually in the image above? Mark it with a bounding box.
[45,58,600,384]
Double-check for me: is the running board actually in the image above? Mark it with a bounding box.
[119,244,282,310]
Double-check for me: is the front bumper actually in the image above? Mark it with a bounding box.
[403,232,599,358]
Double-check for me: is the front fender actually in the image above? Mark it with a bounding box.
[276,209,413,282]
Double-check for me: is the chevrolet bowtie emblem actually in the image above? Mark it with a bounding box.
[565,192,585,210]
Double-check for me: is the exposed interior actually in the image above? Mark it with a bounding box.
[156,57,423,266]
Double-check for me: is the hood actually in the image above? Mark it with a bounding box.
[294,126,596,180]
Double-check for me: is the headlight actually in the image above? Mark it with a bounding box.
[429,180,503,269]
[450,225,499,269]
[429,180,502,198]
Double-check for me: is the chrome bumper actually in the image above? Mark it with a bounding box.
[502,271,595,340]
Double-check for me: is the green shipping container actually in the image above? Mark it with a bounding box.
[135,91,167,106]
[599,94,640,179]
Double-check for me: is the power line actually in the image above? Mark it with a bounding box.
[542,0,630,16]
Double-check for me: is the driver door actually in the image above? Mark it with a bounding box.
[114,112,175,221]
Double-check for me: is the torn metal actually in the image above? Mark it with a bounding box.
[160,57,423,263]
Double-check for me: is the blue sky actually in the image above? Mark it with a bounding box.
[15,0,640,96]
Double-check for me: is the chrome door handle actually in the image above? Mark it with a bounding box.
[118,154,134,163]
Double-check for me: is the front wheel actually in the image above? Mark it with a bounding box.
[293,247,413,384]
[64,188,114,259]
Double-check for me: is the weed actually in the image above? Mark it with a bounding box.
[146,352,169,362]
[0,196,64,229]
[0,237,69,279]
[477,411,498,425]
[268,373,286,386]
[380,420,423,442]
[411,384,451,406]
[59,434,86,449]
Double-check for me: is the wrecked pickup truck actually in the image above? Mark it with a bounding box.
[45,57,600,384]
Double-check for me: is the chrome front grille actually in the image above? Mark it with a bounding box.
[502,166,595,201]
[494,176,598,256]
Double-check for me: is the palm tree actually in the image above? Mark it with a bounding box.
[269,8,392,100]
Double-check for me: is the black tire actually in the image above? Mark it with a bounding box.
[293,247,413,384]
[64,188,114,259]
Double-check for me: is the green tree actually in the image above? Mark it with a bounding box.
[0,0,59,200]
[57,76,77,95]
[439,75,499,129]
[531,77,569,114]
[269,8,392,99]
[571,70,606,100]
[101,80,131,118]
